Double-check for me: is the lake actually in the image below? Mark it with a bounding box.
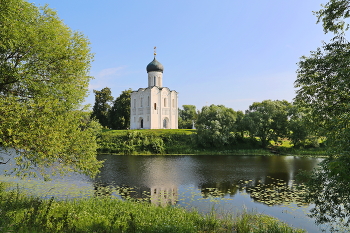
[0,153,334,232]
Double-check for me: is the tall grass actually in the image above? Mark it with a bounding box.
[0,182,305,233]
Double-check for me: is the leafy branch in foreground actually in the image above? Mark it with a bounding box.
[295,0,350,228]
[0,0,102,178]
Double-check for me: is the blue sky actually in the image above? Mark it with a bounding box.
[31,0,331,112]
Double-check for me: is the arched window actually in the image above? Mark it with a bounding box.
[154,103,157,110]
[147,96,150,106]
[154,76,156,86]
[140,97,143,107]
[164,98,166,107]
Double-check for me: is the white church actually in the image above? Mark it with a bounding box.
[130,50,178,129]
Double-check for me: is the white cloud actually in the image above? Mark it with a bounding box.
[95,66,125,79]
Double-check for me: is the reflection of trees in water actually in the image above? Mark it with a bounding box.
[200,181,239,198]
[245,177,309,207]
[301,164,350,232]
[198,176,310,208]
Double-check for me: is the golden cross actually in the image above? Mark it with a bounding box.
[154,46,157,57]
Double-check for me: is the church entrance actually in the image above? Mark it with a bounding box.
[163,117,169,129]
[139,118,144,129]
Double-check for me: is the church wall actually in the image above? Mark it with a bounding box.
[130,87,178,129]
[130,89,152,129]
[150,87,160,129]
[148,71,163,87]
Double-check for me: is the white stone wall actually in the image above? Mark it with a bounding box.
[130,86,178,129]
[148,71,163,87]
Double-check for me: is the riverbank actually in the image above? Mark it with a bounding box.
[0,182,305,233]
[98,129,326,156]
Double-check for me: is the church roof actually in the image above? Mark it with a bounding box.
[146,57,164,73]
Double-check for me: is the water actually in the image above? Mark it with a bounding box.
[0,152,332,232]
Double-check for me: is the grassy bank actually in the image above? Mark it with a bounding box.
[98,129,326,156]
[0,182,305,233]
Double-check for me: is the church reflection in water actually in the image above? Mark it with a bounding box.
[94,184,178,207]
[93,155,321,207]
[150,186,178,206]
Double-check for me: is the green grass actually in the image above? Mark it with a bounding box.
[98,129,326,156]
[0,182,305,233]
[102,129,196,136]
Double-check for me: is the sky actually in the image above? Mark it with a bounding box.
[30,0,332,112]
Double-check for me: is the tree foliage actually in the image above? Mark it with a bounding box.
[109,89,132,130]
[287,106,316,148]
[196,105,236,147]
[295,0,350,227]
[315,0,350,34]
[245,100,291,148]
[295,0,350,153]
[178,105,198,129]
[91,87,114,128]
[0,0,102,178]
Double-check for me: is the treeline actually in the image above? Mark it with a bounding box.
[91,87,132,130]
[180,100,318,149]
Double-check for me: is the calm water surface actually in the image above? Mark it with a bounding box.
[0,154,332,232]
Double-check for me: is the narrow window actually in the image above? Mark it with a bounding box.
[148,96,150,106]
[154,103,157,110]
[134,99,136,108]
[140,97,143,107]
[154,76,156,86]
[172,99,174,108]
[164,98,166,107]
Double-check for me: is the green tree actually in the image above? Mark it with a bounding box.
[287,106,314,148]
[245,100,291,148]
[109,89,132,130]
[233,110,245,139]
[295,0,350,157]
[196,104,236,147]
[295,0,350,227]
[178,105,198,129]
[0,0,102,178]
[91,87,114,128]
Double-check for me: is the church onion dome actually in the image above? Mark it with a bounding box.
[146,57,164,73]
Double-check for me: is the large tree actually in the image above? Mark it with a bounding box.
[109,89,132,130]
[295,0,350,160]
[295,0,350,227]
[245,100,291,147]
[178,105,198,129]
[196,104,236,147]
[0,0,102,178]
[91,87,114,128]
